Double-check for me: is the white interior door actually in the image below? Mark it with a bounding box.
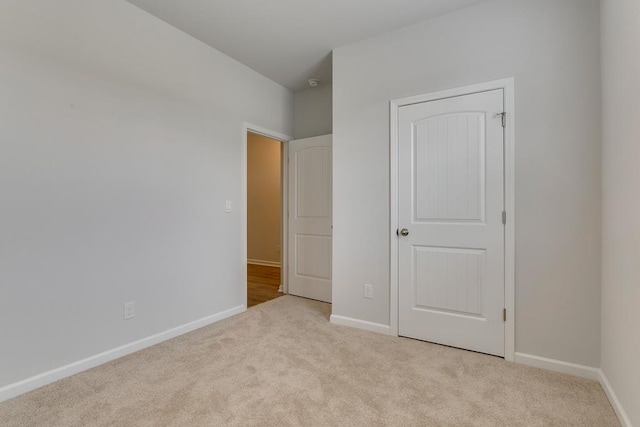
[288,135,332,303]
[398,89,505,356]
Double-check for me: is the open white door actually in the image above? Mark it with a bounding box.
[397,89,505,356]
[288,135,332,303]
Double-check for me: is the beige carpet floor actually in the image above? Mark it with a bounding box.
[0,296,619,426]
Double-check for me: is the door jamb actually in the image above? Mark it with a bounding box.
[242,123,293,309]
[389,78,516,361]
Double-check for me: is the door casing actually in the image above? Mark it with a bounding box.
[389,78,516,361]
[242,123,293,308]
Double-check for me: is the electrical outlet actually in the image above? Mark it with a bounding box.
[276,244,281,253]
[123,302,135,320]
[225,200,232,213]
[364,284,373,299]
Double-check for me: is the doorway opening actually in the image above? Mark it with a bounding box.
[246,131,285,307]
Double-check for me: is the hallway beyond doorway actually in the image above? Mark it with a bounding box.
[247,264,282,307]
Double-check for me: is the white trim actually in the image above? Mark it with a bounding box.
[247,259,281,267]
[330,315,392,335]
[389,94,399,337]
[280,142,289,294]
[502,79,516,362]
[515,353,632,426]
[389,78,516,361]
[598,370,633,427]
[242,123,293,305]
[243,123,291,144]
[0,304,245,403]
[514,352,600,380]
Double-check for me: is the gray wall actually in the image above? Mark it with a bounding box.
[0,0,292,388]
[601,0,640,424]
[332,0,602,367]
[293,84,332,139]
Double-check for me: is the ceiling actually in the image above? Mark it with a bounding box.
[126,0,488,91]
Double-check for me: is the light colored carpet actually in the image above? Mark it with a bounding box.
[0,296,619,426]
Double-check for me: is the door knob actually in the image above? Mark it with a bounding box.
[399,228,409,237]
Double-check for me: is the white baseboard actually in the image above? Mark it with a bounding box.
[0,304,246,403]
[247,259,281,267]
[514,352,600,380]
[330,314,392,335]
[515,352,632,426]
[598,370,632,427]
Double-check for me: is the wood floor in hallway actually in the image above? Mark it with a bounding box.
[247,264,282,307]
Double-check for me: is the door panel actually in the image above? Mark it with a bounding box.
[398,90,505,356]
[296,147,331,218]
[295,234,331,280]
[413,246,484,316]
[288,135,332,303]
[414,112,484,222]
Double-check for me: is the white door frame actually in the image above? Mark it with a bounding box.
[242,123,293,308]
[389,78,516,361]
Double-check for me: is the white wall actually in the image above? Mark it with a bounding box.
[247,133,282,264]
[293,84,332,139]
[333,0,602,367]
[0,0,292,390]
[600,0,640,424]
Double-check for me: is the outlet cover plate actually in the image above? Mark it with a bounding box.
[123,302,135,320]
[364,284,373,299]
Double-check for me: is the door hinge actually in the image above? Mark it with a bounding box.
[502,211,507,225]
[497,112,506,128]
[503,308,507,322]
